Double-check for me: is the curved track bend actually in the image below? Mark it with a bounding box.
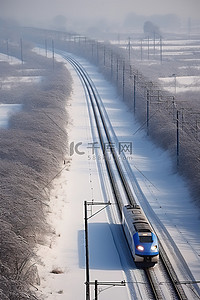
[60,52,199,300]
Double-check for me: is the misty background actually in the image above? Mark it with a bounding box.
[1,0,200,36]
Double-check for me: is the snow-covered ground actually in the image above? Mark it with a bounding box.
[33,49,200,299]
[2,48,199,298]
[111,37,200,96]
[0,75,41,90]
[0,52,41,127]
[0,52,21,64]
[159,75,200,93]
[0,52,42,90]
[35,56,129,300]
[0,103,22,128]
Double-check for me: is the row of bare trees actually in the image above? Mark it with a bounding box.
[0,33,72,299]
[73,36,200,203]
[23,26,200,205]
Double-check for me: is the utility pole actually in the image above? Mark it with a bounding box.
[133,74,136,114]
[153,31,156,57]
[84,201,90,300]
[45,39,47,57]
[127,37,131,60]
[110,50,113,79]
[116,58,119,83]
[20,38,23,64]
[176,110,180,167]
[172,96,176,121]
[147,90,150,136]
[160,36,162,64]
[141,39,143,61]
[84,201,112,300]
[52,39,55,70]
[172,73,176,94]
[122,61,125,100]
[147,36,150,60]
[95,280,98,300]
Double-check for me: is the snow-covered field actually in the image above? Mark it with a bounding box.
[0,75,41,90]
[0,53,41,127]
[1,48,199,299]
[112,36,200,94]
[0,103,22,128]
[158,75,200,93]
[0,54,23,127]
[0,52,21,64]
[0,52,42,90]
[33,50,200,299]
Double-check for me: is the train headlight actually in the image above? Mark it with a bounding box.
[151,245,157,251]
[136,245,144,251]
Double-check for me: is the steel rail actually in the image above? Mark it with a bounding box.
[66,56,124,204]
[145,268,164,300]
[63,54,189,300]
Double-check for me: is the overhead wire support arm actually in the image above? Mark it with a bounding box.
[89,280,126,286]
[86,201,112,220]
[89,280,126,300]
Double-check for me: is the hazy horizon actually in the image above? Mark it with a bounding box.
[1,0,200,34]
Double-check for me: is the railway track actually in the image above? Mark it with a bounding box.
[61,53,197,300]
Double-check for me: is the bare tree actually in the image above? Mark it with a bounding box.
[0,28,72,299]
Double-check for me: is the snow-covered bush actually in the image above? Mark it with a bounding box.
[0,36,72,298]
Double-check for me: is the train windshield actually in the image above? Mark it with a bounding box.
[139,235,153,243]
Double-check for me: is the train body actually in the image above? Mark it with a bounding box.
[122,204,159,264]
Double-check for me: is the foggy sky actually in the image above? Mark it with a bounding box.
[1,0,200,29]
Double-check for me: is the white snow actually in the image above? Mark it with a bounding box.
[33,49,200,299]
[83,60,200,284]
[0,52,21,64]
[0,76,41,90]
[0,52,42,90]
[0,103,22,128]
[159,75,200,93]
[35,59,129,300]
[111,37,200,96]
[0,51,42,128]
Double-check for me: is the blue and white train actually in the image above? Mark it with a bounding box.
[122,204,159,264]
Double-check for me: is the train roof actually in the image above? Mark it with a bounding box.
[123,204,152,233]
